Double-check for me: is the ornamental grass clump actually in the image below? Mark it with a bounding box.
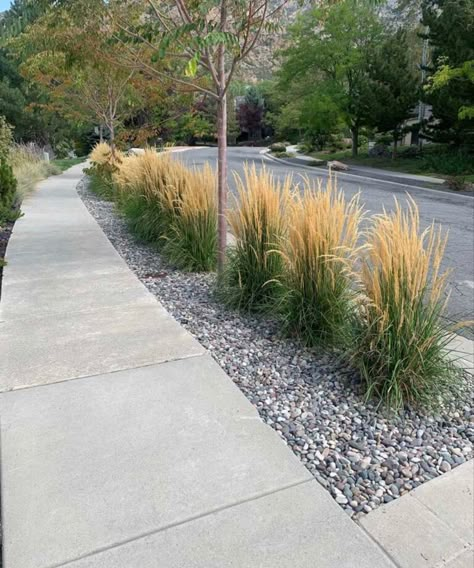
[219,164,292,312]
[114,149,217,271]
[115,150,177,242]
[354,197,457,410]
[88,142,123,199]
[162,163,217,271]
[282,176,363,347]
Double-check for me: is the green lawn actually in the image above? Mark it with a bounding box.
[52,157,86,171]
[309,145,474,180]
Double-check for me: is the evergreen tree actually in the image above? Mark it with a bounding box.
[368,29,420,156]
[422,0,474,145]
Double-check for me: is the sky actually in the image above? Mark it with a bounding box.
[0,0,12,11]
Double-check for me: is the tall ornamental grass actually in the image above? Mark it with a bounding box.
[162,163,217,271]
[114,149,217,271]
[219,164,292,312]
[9,144,60,199]
[282,176,363,347]
[88,142,123,199]
[354,197,457,409]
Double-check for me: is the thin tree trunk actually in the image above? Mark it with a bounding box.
[217,94,227,276]
[216,0,228,276]
[109,119,116,158]
[351,126,359,158]
[99,124,104,142]
[392,132,398,160]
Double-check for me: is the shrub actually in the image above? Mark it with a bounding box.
[308,159,327,167]
[281,176,362,347]
[398,145,420,159]
[269,142,287,153]
[0,158,18,223]
[353,198,458,409]
[273,151,295,159]
[162,163,217,271]
[0,116,13,160]
[420,148,473,176]
[88,142,124,200]
[114,150,217,271]
[54,140,75,159]
[9,144,60,199]
[114,150,179,243]
[219,164,292,312]
[89,141,124,169]
[368,143,391,158]
[445,175,471,191]
[298,142,313,154]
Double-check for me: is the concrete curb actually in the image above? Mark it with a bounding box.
[260,149,474,199]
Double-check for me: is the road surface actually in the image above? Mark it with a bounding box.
[177,146,474,337]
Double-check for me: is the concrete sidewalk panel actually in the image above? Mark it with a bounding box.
[360,492,468,568]
[0,356,313,568]
[0,303,204,390]
[5,228,118,258]
[412,460,474,544]
[446,548,474,568]
[2,252,129,285]
[62,481,395,568]
[0,269,157,320]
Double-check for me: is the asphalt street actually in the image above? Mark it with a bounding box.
[177,146,474,336]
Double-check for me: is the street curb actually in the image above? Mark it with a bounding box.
[259,149,474,200]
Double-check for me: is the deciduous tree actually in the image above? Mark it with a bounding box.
[111,0,287,274]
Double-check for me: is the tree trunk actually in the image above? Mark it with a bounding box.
[392,132,398,160]
[351,126,359,157]
[109,120,116,158]
[99,124,104,142]
[216,0,228,277]
[217,94,228,276]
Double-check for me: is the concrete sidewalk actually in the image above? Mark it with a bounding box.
[361,461,473,568]
[0,166,396,567]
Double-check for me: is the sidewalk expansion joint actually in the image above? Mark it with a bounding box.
[45,478,315,568]
[0,352,207,395]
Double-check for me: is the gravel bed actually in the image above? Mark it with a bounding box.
[78,179,474,518]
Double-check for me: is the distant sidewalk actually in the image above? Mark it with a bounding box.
[0,164,396,568]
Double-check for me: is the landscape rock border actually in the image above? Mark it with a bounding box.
[78,178,473,519]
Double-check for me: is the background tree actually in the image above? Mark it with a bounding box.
[368,29,420,157]
[277,0,382,156]
[422,0,474,145]
[237,85,264,140]
[14,3,146,154]
[110,0,287,273]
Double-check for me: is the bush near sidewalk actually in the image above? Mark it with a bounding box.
[353,198,460,410]
[9,144,60,198]
[281,176,363,348]
[219,165,292,312]
[89,142,464,411]
[92,144,217,272]
[87,141,124,200]
[0,159,18,224]
[1,140,60,225]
